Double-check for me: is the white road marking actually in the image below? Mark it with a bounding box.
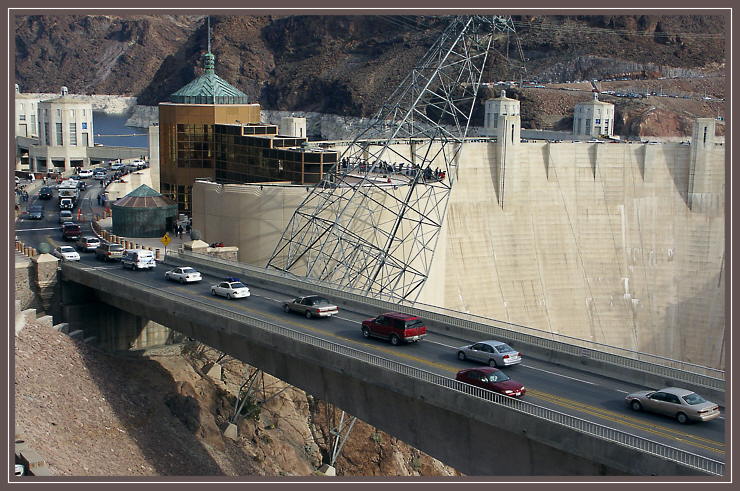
[425,339,460,349]
[520,364,597,385]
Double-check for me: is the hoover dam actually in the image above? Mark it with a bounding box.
[191,116,724,368]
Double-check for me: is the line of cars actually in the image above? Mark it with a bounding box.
[115,261,725,424]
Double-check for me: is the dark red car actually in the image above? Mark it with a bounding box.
[455,367,526,397]
[361,312,427,345]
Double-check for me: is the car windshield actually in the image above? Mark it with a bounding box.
[486,372,511,383]
[230,282,246,289]
[60,247,75,253]
[181,268,196,274]
[496,343,515,353]
[404,319,423,329]
[682,393,707,405]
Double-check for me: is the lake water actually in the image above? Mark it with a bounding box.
[93,112,148,148]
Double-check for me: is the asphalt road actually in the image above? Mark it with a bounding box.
[15,171,725,465]
[65,254,726,464]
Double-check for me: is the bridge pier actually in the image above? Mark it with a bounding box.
[60,280,185,351]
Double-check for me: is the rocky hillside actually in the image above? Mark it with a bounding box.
[14,320,458,477]
[15,14,725,123]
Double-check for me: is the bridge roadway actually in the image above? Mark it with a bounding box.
[58,253,725,476]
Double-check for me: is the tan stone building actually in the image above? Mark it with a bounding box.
[573,92,615,138]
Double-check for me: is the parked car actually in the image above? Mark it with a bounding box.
[59,210,74,223]
[456,340,523,367]
[38,186,53,200]
[455,367,526,398]
[625,387,720,424]
[361,312,427,345]
[283,295,339,319]
[95,242,125,262]
[211,279,250,299]
[164,267,202,283]
[76,236,101,252]
[77,169,94,178]
[62,223,82,241]
[26,205,44,220]
[52,245,80,262]
[121,249,156,270]
[15,464,24,476]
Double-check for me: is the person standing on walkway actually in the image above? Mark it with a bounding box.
[177,224,183,239]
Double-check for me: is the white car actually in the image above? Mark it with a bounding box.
[77,169,94,178]
[52,245,80,262]
[211,279,250,299]
[165,267,202,283]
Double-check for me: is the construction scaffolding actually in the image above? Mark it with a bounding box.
[267,15,516,301]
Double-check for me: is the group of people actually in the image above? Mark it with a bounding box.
[15,186,29,202]
[174,219,192,239]
[338,157,446,182]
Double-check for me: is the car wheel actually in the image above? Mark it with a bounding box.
[211,289,216,296]
[132,264,137,271]
[390,335,400,346]
[457,351,466,361]
[227,292,232,299]
[283,304,291,313]
[676,412,689,424]
[630,400,642,412]
[362,327,370,338]
[305,310,312,319]
[179,277,185,284]
[489,358,498,368]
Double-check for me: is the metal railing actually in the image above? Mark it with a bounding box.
[67,263,725,476]
[171,251,725,391]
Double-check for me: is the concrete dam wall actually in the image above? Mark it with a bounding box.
[192,127,725,367]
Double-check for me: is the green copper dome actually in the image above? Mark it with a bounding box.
[170,51,249,105]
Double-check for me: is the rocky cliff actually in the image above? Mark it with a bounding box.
[15,14,726,136]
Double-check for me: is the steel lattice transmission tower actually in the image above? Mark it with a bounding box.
[267,15,516,300]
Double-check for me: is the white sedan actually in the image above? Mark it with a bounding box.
[165,267,202,284]
[77,169,94,178]
[52,245,80,262]
[211,280,250,299]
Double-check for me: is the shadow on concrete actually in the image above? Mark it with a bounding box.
[663,146,691,208]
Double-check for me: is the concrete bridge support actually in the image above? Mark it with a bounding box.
[60,280,185,352]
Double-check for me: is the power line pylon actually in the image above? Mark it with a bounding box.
[267,15,516,301]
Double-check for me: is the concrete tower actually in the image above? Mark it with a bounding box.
[573,92,615,138]
[485,90,521,207]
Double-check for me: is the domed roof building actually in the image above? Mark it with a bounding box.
[111,184,178,238]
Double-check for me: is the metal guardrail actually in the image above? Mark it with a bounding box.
[68,264,724,476]
[172,251,725,391]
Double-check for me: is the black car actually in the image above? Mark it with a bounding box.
[38,186,53,200]
[27,205,44,220]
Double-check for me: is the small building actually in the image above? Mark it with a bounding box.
[482,90,520,137]
[573,92,615,138]
[34,86,96,172]
[111,184,178,238]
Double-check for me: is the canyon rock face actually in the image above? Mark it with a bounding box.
[15,14,725,137]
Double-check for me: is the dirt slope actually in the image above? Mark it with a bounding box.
[14,320,458,477]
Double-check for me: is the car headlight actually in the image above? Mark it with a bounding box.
[504,390,513,394]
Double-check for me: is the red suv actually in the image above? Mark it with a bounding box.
[361,312,427,345]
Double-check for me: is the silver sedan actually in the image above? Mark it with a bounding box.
[625,387,720,424]
[457,340,523,367]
